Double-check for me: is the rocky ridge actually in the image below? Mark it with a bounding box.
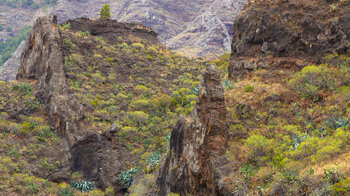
[229,0,350,78]
[155,64,232,195]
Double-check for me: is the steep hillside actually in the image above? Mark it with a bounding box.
[2,0,350,196]
[0,15,205,195]
[207,0,350,195]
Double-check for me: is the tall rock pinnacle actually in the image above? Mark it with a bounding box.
[156,64,230,196]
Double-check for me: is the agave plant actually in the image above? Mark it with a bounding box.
[70,181,95,192]
[146,152,161,167]
[119,168,140,188]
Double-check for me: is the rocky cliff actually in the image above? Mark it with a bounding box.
[155,64,232,196]
[229,0,350,78]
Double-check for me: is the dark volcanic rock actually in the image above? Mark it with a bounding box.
[16,15,131,189]
[17,15,85,146]
[155,65,231,196]
[65,17,160,45]
[229,0,350,78]
[70,125,122,189]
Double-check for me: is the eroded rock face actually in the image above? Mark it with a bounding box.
[16,16,123,189]
[17,15,85,146]
[156,65,231,196]
[70,124,121,189]
[229,0,350,78]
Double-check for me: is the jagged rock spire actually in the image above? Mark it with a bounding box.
[155,64,230,196]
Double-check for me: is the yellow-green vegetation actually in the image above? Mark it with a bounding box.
[0,81,127,195]
[59,24,204,192]
[211,52,350,195]
[0,81,69,194]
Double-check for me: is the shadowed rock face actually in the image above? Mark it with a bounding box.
[228,0,350,79]
[70,125,121,189]
[156,65,231,196]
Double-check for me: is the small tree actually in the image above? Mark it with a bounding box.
[100,4,111,19]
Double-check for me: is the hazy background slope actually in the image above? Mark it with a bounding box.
[0,0,246,57]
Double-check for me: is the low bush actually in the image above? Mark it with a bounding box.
[288,65,334,101]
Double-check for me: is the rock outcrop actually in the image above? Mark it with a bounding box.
[65,17,159,45]
[156,64,231,195]
[16,15,124,189]
[17,15,85,146]
[70,124,122,189]
[229,0,350,78]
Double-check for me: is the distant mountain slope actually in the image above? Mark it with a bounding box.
[0,0,246,57]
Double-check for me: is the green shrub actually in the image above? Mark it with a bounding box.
[79,31,90,37]
[120,43,129,49]
[129,111,149,124]
[100,4,111,19]
[243,85,254,92]
[323,165,346,184]
[132,43,145,50]
[130,99,149,111]
[11,83,31,96]
[146,152,161,169]
[35,126,57,141]
[332,179,350,195]
[289,137,319,160]
[105,186,115,196]
[222,78,233,89]
[288,65,334,101]
[18,121,33,136]
[239,163,258,182]
[63,38,73,48]
[57,183,73,196]
[147,46,158,54]
[24,99,40,109]
[245,135,274,164]
[134,85,149,94]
